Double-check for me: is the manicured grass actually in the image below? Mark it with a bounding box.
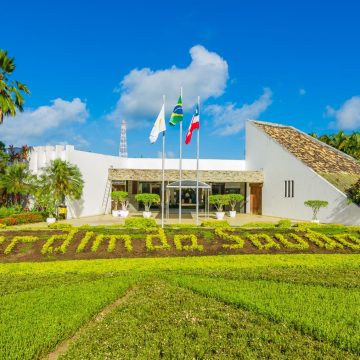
[0,273,135,359]
[0,254,359,359]
[167,275,360,354]
[61,281,356,359]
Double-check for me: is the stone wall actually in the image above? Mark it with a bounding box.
[108,169,264,183]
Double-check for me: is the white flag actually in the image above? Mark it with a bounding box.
[149,104,166,143]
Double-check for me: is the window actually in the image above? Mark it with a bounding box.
[284,180,294,198]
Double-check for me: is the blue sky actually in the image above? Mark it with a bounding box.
[2,0,360,159]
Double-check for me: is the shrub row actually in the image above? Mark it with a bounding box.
[0,212,44,226]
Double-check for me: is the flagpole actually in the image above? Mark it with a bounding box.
[161,95,166,228]
[196,96,200,225]
[179,87,183,223]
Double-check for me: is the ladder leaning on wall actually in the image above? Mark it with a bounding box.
[102,179,112,214]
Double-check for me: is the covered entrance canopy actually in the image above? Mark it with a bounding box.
[166,179,211,220]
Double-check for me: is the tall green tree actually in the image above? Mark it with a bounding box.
[40,159,84,205]
[0,163,35,205]
[0,50,30,123]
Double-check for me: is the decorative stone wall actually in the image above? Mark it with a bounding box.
[108,169,264,183]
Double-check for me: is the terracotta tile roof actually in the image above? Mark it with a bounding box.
[252,121,360,175]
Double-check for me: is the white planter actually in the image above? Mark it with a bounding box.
[311,219,320,224]
[112,210,120,217]
[215,212,225,220]
[143,211,152,218]
[46,217,56,224]
[120,210,129,218]
[229,210,237,218]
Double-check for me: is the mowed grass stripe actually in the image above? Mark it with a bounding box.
[168,274,360,354]
[60,281,356,359]
[175,265,360,289]
[0,276,134,360]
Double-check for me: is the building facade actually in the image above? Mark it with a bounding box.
[28,120,360,224]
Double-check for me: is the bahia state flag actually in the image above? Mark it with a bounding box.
[149,104,166,143]
[169,95,183,126]
[185,104,200,144]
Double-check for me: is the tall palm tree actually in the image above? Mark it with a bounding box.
[40,159,84,205]
[0,49,30,123]
[0,163,35,205]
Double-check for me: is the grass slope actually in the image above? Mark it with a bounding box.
[61,281,356,360]
[0,254,359,359]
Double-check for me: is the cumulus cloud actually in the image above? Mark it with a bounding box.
[0,98,89,145]
[207,88,273,136]
[107,45,228,128]
[326,96,360,130]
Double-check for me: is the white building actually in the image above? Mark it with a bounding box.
[29,120,360,224]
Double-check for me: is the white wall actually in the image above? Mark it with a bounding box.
[29,146,245,218]
[245,121,360,225]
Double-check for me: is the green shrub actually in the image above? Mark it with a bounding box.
[124,217,157,229]
[208,195,229,212]
[304,200,329,220]
[135,193,160,211]
[224,194,244,211]
[48,222,74,229]
[242,222,276,228]
[276,219,292,228]
[173,234,203,251]
[201,220,230,228]
[111,191,129,210]
[0,207,16,218]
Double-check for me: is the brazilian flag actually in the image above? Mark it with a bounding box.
[169,95,183,126]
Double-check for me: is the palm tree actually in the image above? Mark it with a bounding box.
[0,49,30,123]
[0,163,35,206]
[40,159,84,205]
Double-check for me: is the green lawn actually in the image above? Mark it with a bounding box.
[0,254,359,359]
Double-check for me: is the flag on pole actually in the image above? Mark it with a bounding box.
[169,95,183,126]
[149,104,166,143]
[185,104,200,144]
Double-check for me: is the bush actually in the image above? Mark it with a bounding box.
[224,194,244,211]
[276,219,292,228]
[0,207,16,218]
[0,217,18,226]
[304,200,329,220]
[48,222,74,229]
[242,222,276,228]
[111,191,129,210]
[201,220,230,228]
[12,212,44,224]
[135,193,160,211]
[346,179,360,205]
[208,195,229,212]
[124,217,157,229]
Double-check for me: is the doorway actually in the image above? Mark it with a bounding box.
[250,183,262,215]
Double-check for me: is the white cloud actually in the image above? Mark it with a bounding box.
[0,98,89,145]
[299,88,306,96]
[326,96,360,130]
[207,88,273,136]
[107,45,228,128]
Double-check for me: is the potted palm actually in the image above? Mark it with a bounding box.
[135,193,160,218]
[209,194,229,220]
[225,193,244,218]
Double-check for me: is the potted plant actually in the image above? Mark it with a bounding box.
[225,193,244,218]
[117,191,129,218]
[304,200,329,223]
[34,191,57,224]
[209,194,229,220]
[111,191,121,217]
[135,193,160,218]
